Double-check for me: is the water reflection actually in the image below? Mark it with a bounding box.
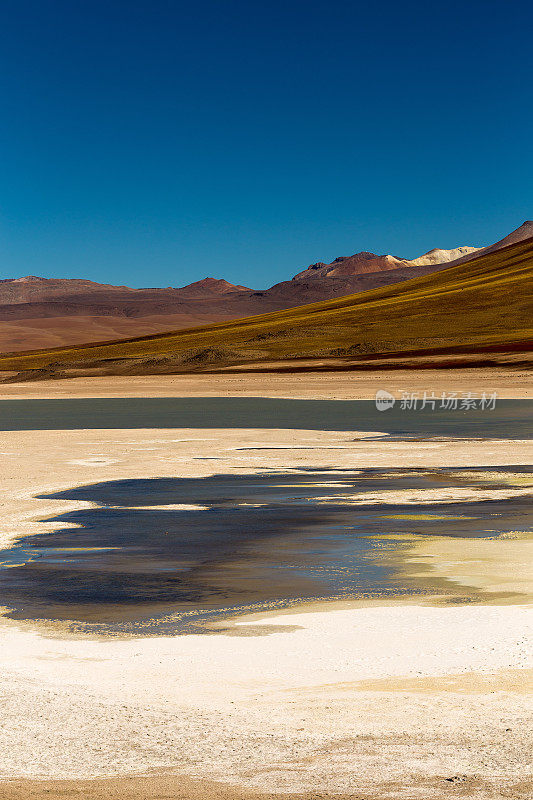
[0,467,531,632]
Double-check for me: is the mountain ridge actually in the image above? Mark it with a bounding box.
[0,231,531,380]
[0,221,529,353]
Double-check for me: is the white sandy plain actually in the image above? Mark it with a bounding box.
[0,411,532,798]
[0,603,531,798]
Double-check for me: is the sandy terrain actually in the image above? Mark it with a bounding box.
[0,310,242,353]
[0,775,459,800]
[0,604,531,799]
[0,366,531,399]
[0,419,531,799]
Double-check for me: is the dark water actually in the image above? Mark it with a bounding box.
[0,466,530,632]
[0,397,531,438]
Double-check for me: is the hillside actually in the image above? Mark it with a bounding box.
[444,220,533,267]
[1,234,531,381]
[0,235,487,353]
[2,222,531,354]
[0,276,259,351]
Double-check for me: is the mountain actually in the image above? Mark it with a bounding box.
[0,275,250,305]
[442,220,533,267]
[292,252,409,280]
[0,221,529,354]
[409,246,479,266]
[0,276,257,351]
[172,278,251,297]
[1,232,531,381]
[0,276,134,305]
[269,220,532,307]
[292,244,481,280]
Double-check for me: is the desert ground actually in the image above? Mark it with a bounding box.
[0,369,531,800]
[0,367,531,400]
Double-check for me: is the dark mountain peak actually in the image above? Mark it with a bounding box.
[187,277,230,288]
[339,251,377,262]
[176,277,252,296]
[293,250,403,281]
[493,220,533,241]
[331,252,381,264]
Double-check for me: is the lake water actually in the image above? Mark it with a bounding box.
[0,466,530,633]
[0,396,531,437]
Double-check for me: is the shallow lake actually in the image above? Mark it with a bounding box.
[0,396,531,437]
[0,466,530,633]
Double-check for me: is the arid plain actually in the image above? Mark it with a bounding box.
[0,368,531,800]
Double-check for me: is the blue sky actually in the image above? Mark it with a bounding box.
[1,0,532,289]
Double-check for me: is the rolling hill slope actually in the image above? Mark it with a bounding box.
[1,221,530,355]
[0,234,486,352]
[1,235,531,380]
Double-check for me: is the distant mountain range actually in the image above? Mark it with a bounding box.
[0,221,531,353]
[291,245,479,280]
[1,225,531,381]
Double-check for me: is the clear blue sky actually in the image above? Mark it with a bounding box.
[1,0,532,289]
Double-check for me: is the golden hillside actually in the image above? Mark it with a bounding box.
[1,236,532,379]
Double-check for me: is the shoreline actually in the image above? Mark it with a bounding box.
[0,366,531,400]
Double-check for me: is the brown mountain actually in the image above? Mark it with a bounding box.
[0,222,529,354]
[0,275,258,351]
[0,275,250,305]
[171,277,251,297]
[292,252,409,280]
[0,276,134,304]
[1,231,531,382]
[292,245,480,280]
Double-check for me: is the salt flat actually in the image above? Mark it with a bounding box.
[0,602,531,799]
[0,374,531,799]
